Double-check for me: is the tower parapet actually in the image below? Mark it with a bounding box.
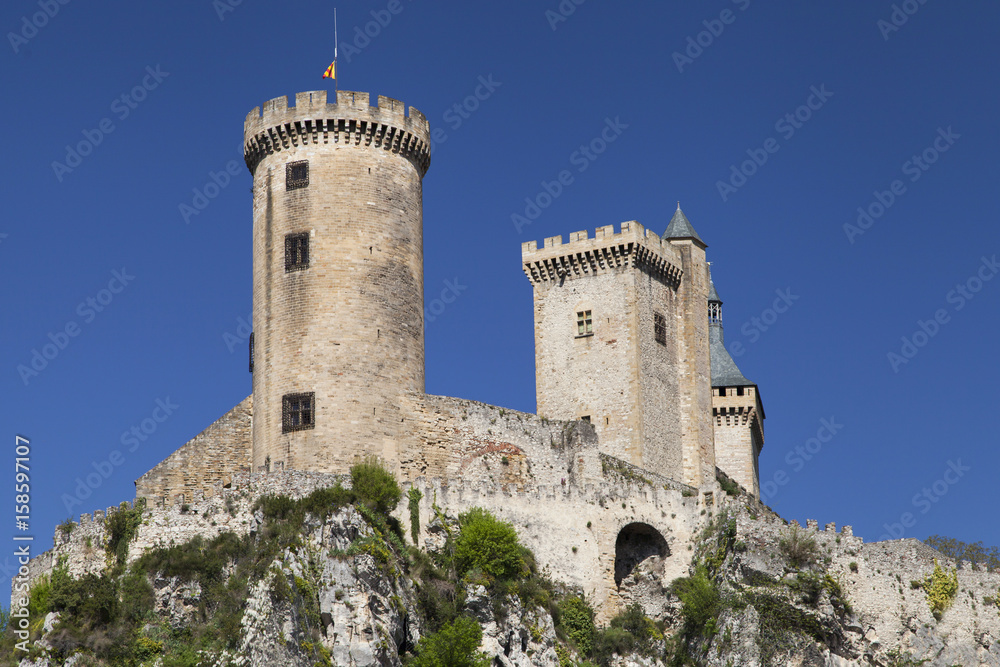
[244,90,430,176]
[522,221,683,286]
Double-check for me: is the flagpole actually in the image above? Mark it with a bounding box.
[334,8,339,94]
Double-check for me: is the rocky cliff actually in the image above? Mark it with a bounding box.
[4,470,1000,667]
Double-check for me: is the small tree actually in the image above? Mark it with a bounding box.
[558,595,596,654]
[409,615,490,667]
[919,559,959,620]
[455,508,524,583]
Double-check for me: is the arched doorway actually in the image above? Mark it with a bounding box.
[614,522,669,587]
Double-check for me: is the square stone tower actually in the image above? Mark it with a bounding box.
[522,210,716,489]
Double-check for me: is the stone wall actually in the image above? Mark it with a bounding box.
[134,395,252,502]
[398,393,603,486]
[21,466,719,624]
[736,510,1000,661]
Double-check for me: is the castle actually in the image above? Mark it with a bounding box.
[22,90,1000,661]
[135,88,764,503]
[30,89,770,619]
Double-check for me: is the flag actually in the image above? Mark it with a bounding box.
[323,61,336,79]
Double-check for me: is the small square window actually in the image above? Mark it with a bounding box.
[654,312,666,345]
[736,386,745,396]
[581,415,591,424]
[576,310,593,336]
[285,233,309,272]
[282,392,315,433]
[286,160,309,189]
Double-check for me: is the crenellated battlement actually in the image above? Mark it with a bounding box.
[243,90,431,175]
[522,221,683,287]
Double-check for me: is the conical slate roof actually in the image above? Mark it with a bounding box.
[710,326,752,387]
[664,203,705,245]
[708,278,721,303]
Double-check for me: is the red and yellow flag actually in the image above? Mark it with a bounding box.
[322,61,336,79]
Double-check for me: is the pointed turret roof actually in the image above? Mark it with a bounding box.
[710,326,753,387]
[664,203,705,246]
[708,277,721,303]
[707,268,752,387]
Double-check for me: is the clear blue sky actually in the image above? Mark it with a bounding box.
[2,0,999,595]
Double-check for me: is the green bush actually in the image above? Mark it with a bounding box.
[589,604,661,666]
[351,457,402,515]
[408,615,490,667]
[558,596,595,654]
[672,566,720,633]
[918,559,959,620]
[778,527,819,569]
[105,498,147,567]
[27,575,51,619]
[455,508,524,583]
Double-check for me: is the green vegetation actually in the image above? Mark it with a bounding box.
[779,526,819,569]
[350,456,403,514]
[407,616,490,667]
[455,508,525,583]
[717,475,741,497]
[0,460,405,667]
[105,498,147,567]
[408,487,423,543]
[924,535,1000,571]
[57,518,75,539]
[558,596,595,655]
[915,559,959,620]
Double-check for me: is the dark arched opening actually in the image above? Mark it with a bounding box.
[614,522,669,587]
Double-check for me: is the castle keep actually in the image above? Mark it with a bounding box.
[128,88,764,614]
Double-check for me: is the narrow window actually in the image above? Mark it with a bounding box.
[248,332,254,373]
[654,312,666,345]
[576,310,593,336]
[286,160,309,189]
[285,233,309,271]
[282,392,315,433]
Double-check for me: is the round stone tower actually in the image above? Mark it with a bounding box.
[243,90,431,474]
